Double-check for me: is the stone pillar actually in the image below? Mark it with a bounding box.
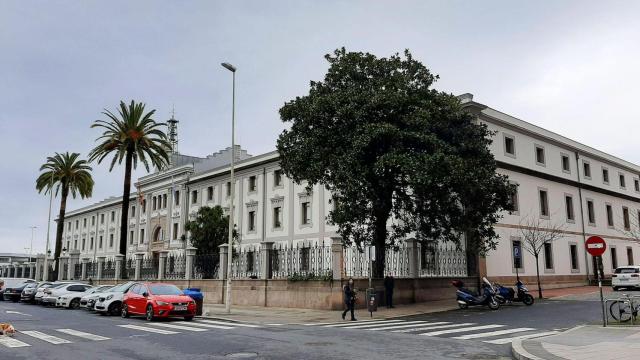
[57,257,66,281]
[114,254,125,280]
[331,237,344,281]
[406,238,418,279]
[260,242,273,280]
[81,258,90,280]
[30,263,36,279]
[158,251,168,280]
[15,264,20,278]
[134,253,145,280]
[218,244,229,280]
[43,257,51,281]
[69,250,80,280]
[96,256,105,281]
[185,247,197,280]
[35,255,44,281]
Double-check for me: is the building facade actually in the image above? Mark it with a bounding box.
[54,94,640,288]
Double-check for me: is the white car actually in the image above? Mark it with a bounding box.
[612,266,640,290]
[34,282,71,304]
[57,285,111,309]
[94,282,135,316]
[42,283,91,306]
[80,285,113,309]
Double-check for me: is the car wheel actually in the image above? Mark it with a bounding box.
[121,304,130,318]
[108,302,121,316]
[184,316,194,321]
[70,299,81,310]
[146,305,155,321]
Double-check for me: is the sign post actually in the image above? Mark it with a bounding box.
[513,243,522,282]
[585,236,607,327]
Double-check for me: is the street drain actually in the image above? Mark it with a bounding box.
[225,353,258,358]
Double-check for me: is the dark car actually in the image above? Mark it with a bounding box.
[3,283,30,302]
[21,282,48,303]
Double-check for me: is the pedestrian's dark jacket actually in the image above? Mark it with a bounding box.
[344,284,356,304]
[384,276,395,291]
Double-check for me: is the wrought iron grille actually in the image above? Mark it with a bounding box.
[271,242,332,279]
[140,256,158,280]
[384,246,410,278]
[343,246,371,278]
[125,258,135,279]
[101,258,116,280]
[192,253,219,279]
[62,262,69,280]
[418,243,468,277]
[164,254,186,280]
[231,246,261,279]
[86,261,97,280]
[74,263,82,279]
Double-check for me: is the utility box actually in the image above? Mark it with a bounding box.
[366,288,378,313]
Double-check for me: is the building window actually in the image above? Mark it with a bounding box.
[570,244,579,270]
[175,190,180,206]
[111,211,115,222]
[561,155,570,173]
[83,218,87,228]
[81,239,85,251]
[140,229,145,244]
[68,222,71,230]
[505,183,519,213]
[191,190,198,204]
[226,182,231,197]
[152,197,157,210]
[565,195,575,222]
[544,242,553,270]
[583,161,591,178]
[504,135,515,157]
[602,168,609,184]
[623,207,630,230]
[73,240,77,250]
[162,194,167,208]
[611,247,618,270]
[90,237,94,250]
[301,201,311,225]
[142,199,146,214]
[91,216,95,226]
[539,189,549,217]
[129,231,133,245]
[131,206,136,217]
[274,169,283,187]
[99,236,103,249]
[627,247,634,265]
[173,223,178,240]
[635,179,640,192]
[249,176,257,192]
[76,220,79,229]
[512,240,523,270]
[101,214,105,224]
[273,207,282,228]
[207,186,214,201]
[606,204,614,227]
[248,210,256,232]
[587,200,596,225]
[66,241,70,251]
[535,145,545,165]
[620,173,626,189]
[109,234,114,248]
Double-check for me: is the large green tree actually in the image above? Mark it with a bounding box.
[277,48,515,277]
[36,152,94,279]
[185,206,237,255]
[88,100,171,276]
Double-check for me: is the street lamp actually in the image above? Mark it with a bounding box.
[221,61,236,314]
[29,226,36,258]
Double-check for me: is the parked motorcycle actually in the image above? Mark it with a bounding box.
[493,280,534,306]
[452,277,500,310]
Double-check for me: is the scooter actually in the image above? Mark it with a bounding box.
[452,277,500,310]
[494,280,534,306]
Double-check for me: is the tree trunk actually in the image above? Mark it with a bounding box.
[118,150,134,278]
[535,254,543,299]
[372,209,390,279]
[53,185,69,281]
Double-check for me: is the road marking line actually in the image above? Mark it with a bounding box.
[21,330,72,344]
[365,321,430,331]
[419,324,505,336]
[483,331,559,345]
[392,323,466,333]
[188,322,234,330]
[453,327,535,340]
[118,324,179,335]
[0,336,31,348]
[148,323,208,332]
[369,321,450,331]
[56,329,110,341]
[197,319,261,328]
[303,319,381,326]
[6,310,32,316]
[327,320,406,329]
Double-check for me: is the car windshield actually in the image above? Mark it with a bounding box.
[149,284,183,295]
[615,267,640,274]
[95,286,112,293]
[52,284,68,289]
[25,283,37,289]
[110,282,134,293]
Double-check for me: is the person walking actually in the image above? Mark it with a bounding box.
[384,275,395,308]
[341,278,357,321]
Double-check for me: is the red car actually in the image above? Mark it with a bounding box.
[121,282,196,321]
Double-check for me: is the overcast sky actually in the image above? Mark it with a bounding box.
[2,1,640,254]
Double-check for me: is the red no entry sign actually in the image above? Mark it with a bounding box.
[586,236,607,257]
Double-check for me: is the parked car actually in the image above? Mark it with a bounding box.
[42,283,92,306]
[57,285,112,309]
[0,278,35,301]
[121,282,196,321]
[20,282,49,303]
[34,282,62,304]
[95,282,135,316]
[80,285,113,309]
[612,266,640,290]
[2,282,32,302]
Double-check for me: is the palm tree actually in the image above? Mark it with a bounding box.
[36,152,94,280]
[88,100,171,277]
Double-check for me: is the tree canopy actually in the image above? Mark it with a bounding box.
[185,206,237,255]
[277,48,515,277]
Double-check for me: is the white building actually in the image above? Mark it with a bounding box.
[58,94,640,287]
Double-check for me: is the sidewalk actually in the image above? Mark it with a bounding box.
[512,325,640,360]
[201,299,457,325]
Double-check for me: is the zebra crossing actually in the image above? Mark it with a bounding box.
[302,319,558,345]
[0,319,261,349]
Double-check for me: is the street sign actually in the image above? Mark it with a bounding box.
[586,236,607,257]
[513,245,521,259]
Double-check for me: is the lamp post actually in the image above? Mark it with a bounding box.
[29,226,37,259]
[44,175,54,281]
[221,61,236,314]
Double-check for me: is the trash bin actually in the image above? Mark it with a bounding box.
[366,288,378,314]
[183,288,204,316]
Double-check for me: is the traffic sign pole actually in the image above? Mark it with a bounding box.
[597,256,606,327]
[585,236,607,327]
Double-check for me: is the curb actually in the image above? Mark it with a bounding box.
[511,339,544,360]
